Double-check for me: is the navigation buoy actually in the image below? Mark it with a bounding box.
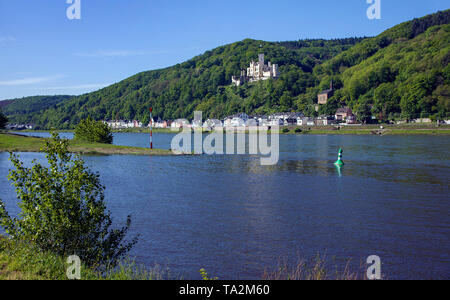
[335,148,344,166]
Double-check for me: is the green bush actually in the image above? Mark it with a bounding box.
[0,110,7,129]
[282,128,290,133]
[295,128,302,133]
[74,118,113,144]
[0,132,137,269]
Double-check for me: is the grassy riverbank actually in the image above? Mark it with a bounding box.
[281,124,450,135]
[0,236,363,280]
[0,133,172,156]
[0,237,167,280]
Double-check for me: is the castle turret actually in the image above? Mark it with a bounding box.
[272,64,279,78]
[259,54,265,66]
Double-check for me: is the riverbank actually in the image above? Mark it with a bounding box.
[297,127,450,135]
[16,124,450,135]
[0,236,363,280]
[106,124,450,135]
[0,237,165,280]
[0,133,173,156]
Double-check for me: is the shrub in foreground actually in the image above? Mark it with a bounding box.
[74,117,113,144]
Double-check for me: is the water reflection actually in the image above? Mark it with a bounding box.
[335,165,343,177]
[219,157,449,186]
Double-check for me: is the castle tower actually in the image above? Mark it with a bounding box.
[272,64,279,78]
[259,54,265,66]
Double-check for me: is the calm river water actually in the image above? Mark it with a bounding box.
[1,132,449,279]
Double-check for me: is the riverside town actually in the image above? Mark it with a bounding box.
[0,1,449,289]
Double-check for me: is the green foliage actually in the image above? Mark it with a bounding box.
[0,110,7,129]
[0,132,137,269]
[2,96,73,127]
[199,268,218,280]
[316,10,450,120]
[0,237,169,280]
[0,237,100,280]
[354,98,372,124]
[74,118,113,144]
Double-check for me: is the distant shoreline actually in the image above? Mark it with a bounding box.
[11,124,450,136]
[0,133,174,156]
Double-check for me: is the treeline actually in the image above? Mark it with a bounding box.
[4,10,450,129]
[2,95,73,126]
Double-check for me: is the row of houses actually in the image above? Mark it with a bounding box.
[6,123,34,130]
[105,120,144,129]
[105,107,360,130]
[170,108,359,129]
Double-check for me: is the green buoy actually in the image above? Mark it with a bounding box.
[335,148,344,165]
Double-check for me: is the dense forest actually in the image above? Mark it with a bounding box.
[314,9,450,121]
[1,95,73,125]
[2,10,449,129]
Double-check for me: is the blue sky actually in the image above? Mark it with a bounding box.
[0,0,448,100]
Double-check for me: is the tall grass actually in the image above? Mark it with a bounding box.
[2,237,368,280]
[0,237,170,280]
[262,256,365,280]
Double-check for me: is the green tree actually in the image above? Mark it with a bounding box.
[373,82,400,121]
[355,99,372,124]
[434,84,450,119]
[74,117,113,144]
[0,110,7,129]
[0,132,137,268]
[318,96,339,116]
[279,91,293,111]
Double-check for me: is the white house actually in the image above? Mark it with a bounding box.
[316,115,337,126]
[203,119,223,129]
[297,117,315,126]
[224,113,249,127]
[192,119,203,129]
[231,117,246,127]
[171,119,190,129]
[268,118,284,126]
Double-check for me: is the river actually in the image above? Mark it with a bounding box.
[0,132,449,279]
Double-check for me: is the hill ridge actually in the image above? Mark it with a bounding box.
[3,9,449,129]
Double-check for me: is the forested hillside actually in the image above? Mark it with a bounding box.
[314,9,450,121]
[9,38,362,129]
[4,9,449,129]
[1,96,73,126]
